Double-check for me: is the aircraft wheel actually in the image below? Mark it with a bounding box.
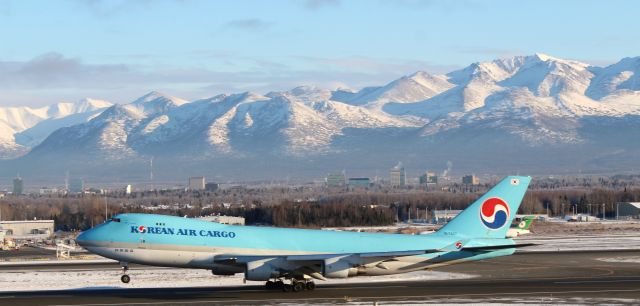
[292,281,304,292]
[282,284,292,292]
[305,281,316,291]
[121,274,130,284]
[265,281,275,290]
[276,280,284,288]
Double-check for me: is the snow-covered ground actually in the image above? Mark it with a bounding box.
[516,234,640,252]
[598,256,640,264]
[0,267,472,292]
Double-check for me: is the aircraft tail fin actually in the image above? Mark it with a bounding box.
[435,176,531,239]
[516,216,535,230]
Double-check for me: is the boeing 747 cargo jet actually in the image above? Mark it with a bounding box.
[76,176,532,292]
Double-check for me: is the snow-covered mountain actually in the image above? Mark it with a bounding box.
[3,54,640,180]
[331,71,454,109]
[0,98,112,158]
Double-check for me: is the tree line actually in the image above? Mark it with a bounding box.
[1,186,639,231]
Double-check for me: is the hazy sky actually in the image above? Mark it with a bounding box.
[1,0,638,107]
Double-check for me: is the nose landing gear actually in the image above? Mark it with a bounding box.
[121,274,130,283]
[120,262,130,284]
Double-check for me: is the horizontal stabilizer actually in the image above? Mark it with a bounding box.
[462,243,537,252]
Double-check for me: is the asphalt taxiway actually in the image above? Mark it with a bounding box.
[2,250,640,305]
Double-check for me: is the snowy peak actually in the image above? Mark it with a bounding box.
[46,98,112,118]
[587,56,640,99]
[331,71,454,107]
[131,91,187,106]
[447,54,589,86]
[126,91,188,116]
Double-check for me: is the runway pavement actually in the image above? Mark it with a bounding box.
[2,250,640,305]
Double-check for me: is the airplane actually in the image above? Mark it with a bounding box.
[506,215,535,238]
[76,175,533,292]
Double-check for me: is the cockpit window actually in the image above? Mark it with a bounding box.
[110,218,121,222]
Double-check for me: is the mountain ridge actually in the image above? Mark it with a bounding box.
[2,54,640,180]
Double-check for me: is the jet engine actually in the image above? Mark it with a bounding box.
[211,263,243,276]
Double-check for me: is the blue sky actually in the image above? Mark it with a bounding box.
[0,0,638,106]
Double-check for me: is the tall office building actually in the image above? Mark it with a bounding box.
[189,177,205,190]
[390,162,406,187]
[69,178,85,193]
[420,171,438,184]
[12,176,23,195]
[326,172,346,188]
[462,175,480,185]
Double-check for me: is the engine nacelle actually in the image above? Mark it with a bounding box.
[244,259,280,281]
[211,263,243,276]
[323,258,357,278]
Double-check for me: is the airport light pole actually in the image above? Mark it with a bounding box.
[105,193,108,222]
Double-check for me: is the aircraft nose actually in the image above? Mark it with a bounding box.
[76,230,90,247]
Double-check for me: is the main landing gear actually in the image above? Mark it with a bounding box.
[120,262,130,284]
[265,278,315,292]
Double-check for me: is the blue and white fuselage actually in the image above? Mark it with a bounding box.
[76,176,532,286]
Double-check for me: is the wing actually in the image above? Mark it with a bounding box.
[212,242,535,281]
[214,249,441,263]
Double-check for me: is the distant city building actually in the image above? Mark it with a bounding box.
[419,171,438,185]
[326,172,346,188]
[0,192,5,199]
[12,176,23,195]
[86,188,105,195]
[189,177,205,190]
[198,215,245,225]
[390,162,406,187]
[617,202,640,219]
[39,187,58,195]
[125,184,132,195]
[69,178,85,193]
[0,220,54,239]
[348,177,371,188]
[205,183,219,192]
[462,175,480,185]
[432,210,462,224]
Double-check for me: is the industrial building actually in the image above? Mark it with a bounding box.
[390,162,406,187]
[0,220,54,239]
[419,171,438,184]
[205,183,219,192]
[462,175,480,185]
[39,187,59,195]
[198,215,245,225]
[617,202,640,219]
[432,210,462,224]
[326,172,346,188]
[348,177,371,188]
[189,177,205,190]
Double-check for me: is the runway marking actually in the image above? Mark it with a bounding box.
[43,288,640,306]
